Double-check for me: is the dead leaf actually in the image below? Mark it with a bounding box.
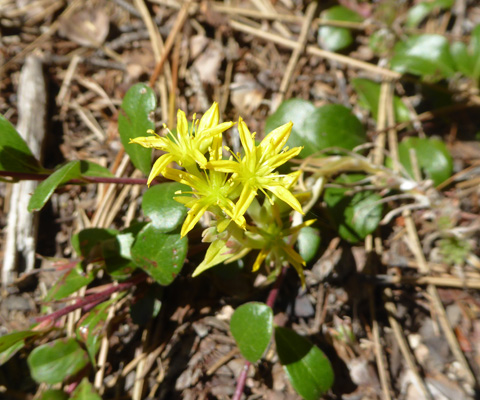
[230,73,265,115]
[192,40,224,84]
[58,8,110,48]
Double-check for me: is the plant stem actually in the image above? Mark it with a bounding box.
[232,266,288,400]
[36,273,147,323]
[0,170,166,185]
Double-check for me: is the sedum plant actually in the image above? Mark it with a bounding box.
[130,102,314,284]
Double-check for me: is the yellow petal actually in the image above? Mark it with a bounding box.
[206,160,239,173]
[147,154,175,186]
[129,136,166,149]
[238,118,256,163]
[260,121,293,154]
[266,146,303,170]
[181,201,210,237]
[176,109,189,140]
[198,102,219,133]
[234,184,258,221]
[252,248,269,272]
[265,184,304,215]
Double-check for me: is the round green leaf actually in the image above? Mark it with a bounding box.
[275,327,334,400]
[267,101,365,158]
[406,0,453,28]
[297,226,321,263]
[101,224,147,280]
[142,182,188,232]
[131,223,187,285]
[301,105,366,157]
[451,25,480,80]
[391,34,456,81]
[40,389,68,400]
[28,161,82,211]
[230,302,273,363]
[265,99,316,156]
[71,378,102,400]
[71,228,118,259]
[27,338,89,384]
[118,83,156,176]
[324,174,383,243]
[318,6,362,52]
[396,137,453,186]
[0,114,42,173]
[351,78,410,123]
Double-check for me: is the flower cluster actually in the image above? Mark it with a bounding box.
[130,103,311,281]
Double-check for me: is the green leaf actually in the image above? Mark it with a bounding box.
[396,137,453,186]
[101,225,147,280]
[406,0,454,28]
[44,263,94,302]
[0,330,39,353]
[142,182,188,232]
[275,327,334,400]
[28,161,82,211]
[267,101,365,158]
[451,25,480,81]
[71,228,118,259]
[39,389,69,400]
[391,34,456,81]
[27,338,89,384]
[118,83,156,176]
[79,160,114,178]
[318,6,362,52]
[324,174,383,243]
[230,302,273,363]
[0,338,26,365]
[130,285,163,325]
[131,223,187,285]
[0,114,42,173]
[266,99,316,156]
[297,226,321,263]
[368,29,395,57]
[351,78,410,122]
[71,378,102,400]
[301,105,366,157]
[76,298,116,365]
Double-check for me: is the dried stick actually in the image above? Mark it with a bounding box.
[229,19,401,80]
[148,1,191,88]
[3,55,47,287]
[276,2,317,106]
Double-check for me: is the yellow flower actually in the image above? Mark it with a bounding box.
[129,102,234,185]
[207,118,304,221]
[166,135,244,237]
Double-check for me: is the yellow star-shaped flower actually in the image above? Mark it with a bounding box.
[129,102,234,185]
[207,117,304,222]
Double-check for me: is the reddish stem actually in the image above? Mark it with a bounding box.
[232,266,288,400]
[36,273,147,323]
[0,170,166,185]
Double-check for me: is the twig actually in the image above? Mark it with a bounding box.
[229,19,401,80]
[277,2,317,104]
[36,274,147,323]
[148,1,191,88]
